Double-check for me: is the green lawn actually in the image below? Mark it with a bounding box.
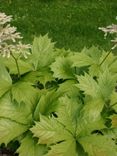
[0,0,117,51]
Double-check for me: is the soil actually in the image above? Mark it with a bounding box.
[0,148,18,156]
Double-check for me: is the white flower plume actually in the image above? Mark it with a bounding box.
[99,17,117,50]
[0,12,31,58]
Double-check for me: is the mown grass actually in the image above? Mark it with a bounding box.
[0,0,117,51]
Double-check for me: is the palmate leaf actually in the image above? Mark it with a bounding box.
[21,69,54,85]
[50,56,75,79]
[70,52,94,68]
[57,96,81,134]
[31,115,72,145]
[0,118,28,145]
[0,93,32,124]
[76,98,105,137]
[57,79,78,94]
[77,69,116,99]
[76,73,99,98]
[21,71,40,84]
[3,57,32,75]
[69,46,102,76]
[55,48,71,58]
[35,70,54,85]
[100,51,117,71]
[0,63,12,97]
[57,80,80,99]
[98,69,116,99]
[79,135,117,156]
[31,115,78,156]
[88,64,101,77]
[102,128,117,140]
[28,34,55,70]
[17,133,47,156]
[45,139,77,156]
[11,82,39,111]
[82,46,102,64]
[34,90,62,116]
[109,58,117,73]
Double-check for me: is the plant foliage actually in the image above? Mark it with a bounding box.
[0,34,117,156]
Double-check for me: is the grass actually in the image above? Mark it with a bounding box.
[0,0,117,51]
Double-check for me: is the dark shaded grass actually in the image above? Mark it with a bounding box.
[0,0,117,51]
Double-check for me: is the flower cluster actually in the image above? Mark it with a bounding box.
[99,18,117,49]
[0,12,31,58]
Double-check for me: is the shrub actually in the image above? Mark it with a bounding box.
[0,12,117,156]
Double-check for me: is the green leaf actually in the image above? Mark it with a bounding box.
[83,46,102,64]
[111,115,117,127]
[21,71,40,84]
[70,46,102,75]
[55,48,71,58]
[3,57,32,75]
[0,93,32,125]
[57,80,80,98]
[50,56,75,79]
[98,69,116,99]
[36,90,61,116]
[21,69,54,86]
[76,73,99,98]
[29,34,55,70]
[45,139,77,156]
[100,52,116,70]
[11,82,39,112]
[79,135,117,156]
[57,96,81,134]
[77,69,116,99]
[17,133,47,156]
[70,52,94,68]
[31,115,72,145]
[76,99,105,137]
[89,64,101,77]
[102,128,117,140]
[35,70,54,85]
[21,68,55,86]
[110,92,117,105]
[0,63,12,97]
[0,118,28,145]
[110,92,117,112]
[109,58,117,73]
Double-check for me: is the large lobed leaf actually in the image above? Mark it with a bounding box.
[11,82,39,112]
[0,118,28,145]
[34,90,62,117]
[31,115,72,145]
[76,98,105,137]
[0,93,32,125]
[76,73,99,98]
[17,134,47,156]
[70,52,94,68]
[79,135,117,156]
[45,139,77,156]
[0,63,12,97]
[28,34,55,70]
[2,57,32,75]
[57,96,82,135]
[77,69,116,100]
[50,56,75,79]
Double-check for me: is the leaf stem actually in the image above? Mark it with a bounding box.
[110,102,117,108]
[99,51,111,66]
[11,53,20,78]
